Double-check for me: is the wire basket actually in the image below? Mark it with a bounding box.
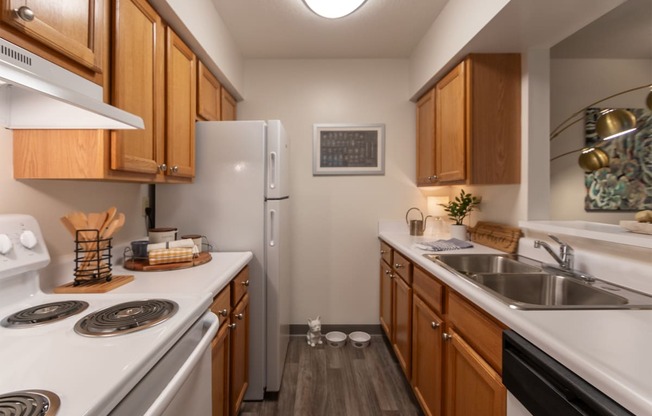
[74,229,113,285]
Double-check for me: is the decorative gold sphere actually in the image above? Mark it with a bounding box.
[596,109,637,140]
[578,147,609,172]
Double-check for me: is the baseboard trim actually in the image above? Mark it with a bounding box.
[289,324,382,335]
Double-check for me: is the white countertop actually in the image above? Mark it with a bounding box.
[110,251,253,298]
[379,231,652,416]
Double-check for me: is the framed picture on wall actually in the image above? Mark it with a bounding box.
[312,123,385,176]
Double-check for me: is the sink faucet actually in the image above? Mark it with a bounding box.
[533,235,595,282]
[534,234,574,270]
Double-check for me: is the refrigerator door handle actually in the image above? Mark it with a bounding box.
[269,152,277,189]
[269,209,276,247]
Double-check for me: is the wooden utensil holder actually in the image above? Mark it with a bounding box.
[74,229,113,284]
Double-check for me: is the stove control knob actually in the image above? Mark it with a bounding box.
[0,234,12,254]
[19,230,38,249]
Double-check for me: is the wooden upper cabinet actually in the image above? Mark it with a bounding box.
[0,0,103,74]
[197,60,221,121]
[165,27,196,178]
[435,61,467,183]
[221,86,237,121]
[110,0,164,177]
[417,53,521,187]
[416,88,436,186]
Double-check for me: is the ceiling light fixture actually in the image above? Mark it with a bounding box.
[303,0,367,19]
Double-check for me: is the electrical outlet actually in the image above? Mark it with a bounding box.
[142,197,150,217]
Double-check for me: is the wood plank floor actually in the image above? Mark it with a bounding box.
[240,335,424,416]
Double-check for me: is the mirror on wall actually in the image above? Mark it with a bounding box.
[549,0,652,224]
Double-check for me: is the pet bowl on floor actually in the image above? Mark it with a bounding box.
[325,331,347,348]
[348,331,371,348]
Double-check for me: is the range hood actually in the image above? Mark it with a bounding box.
[0,38,144,130]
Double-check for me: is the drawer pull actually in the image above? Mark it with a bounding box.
[431,322,440,329]
[442,332,452,341]
[235,313,244,320]
[229,323,237,329]
[394,263,403,269]
[219,309,228,317]
[241,280,250,287]
[380,249,386,254]
[14,6,35,22]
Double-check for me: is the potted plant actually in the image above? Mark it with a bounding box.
[440,189,481,240]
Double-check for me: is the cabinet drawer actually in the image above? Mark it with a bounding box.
[380,240,393,266]
[447,291,504,373]
[210,285,231,326]
[231,266,250,306]
[413,266,444,314]
[393,251,412,284]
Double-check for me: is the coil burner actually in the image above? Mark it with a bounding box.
[0,390,60,416]
[1,301,89,328]
[74,299,178,337]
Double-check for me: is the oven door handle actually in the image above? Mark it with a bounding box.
[143,311,219,416]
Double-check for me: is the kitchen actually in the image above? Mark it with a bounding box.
[0,0,651,415]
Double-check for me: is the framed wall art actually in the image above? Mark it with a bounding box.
[312,123,385,176]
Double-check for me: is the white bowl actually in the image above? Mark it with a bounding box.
[348,331,371,348]
[325,331,347,348]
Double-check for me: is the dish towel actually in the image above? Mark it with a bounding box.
[147,238,199,254]
[415,238,474,252]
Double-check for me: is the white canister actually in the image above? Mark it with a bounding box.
[148,227,177,244]
[180,234,206,252]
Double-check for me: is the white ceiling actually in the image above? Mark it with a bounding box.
[211,0,448,59]
[551,0,652,59]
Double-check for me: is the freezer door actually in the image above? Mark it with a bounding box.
[265,197,291,392]
[266,120,290,199]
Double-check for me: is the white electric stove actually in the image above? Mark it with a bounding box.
[0,214,217,416]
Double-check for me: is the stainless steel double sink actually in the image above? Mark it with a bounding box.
[424,253,652,310]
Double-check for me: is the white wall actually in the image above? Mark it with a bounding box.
[550,58,652,223]
[0,130,147,288]
[239,59,425,325]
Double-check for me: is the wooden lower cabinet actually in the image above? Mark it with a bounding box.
[230,291,250,416]
[380,259,393,338]
[444,328,506,416]
[211,322,230,416]
[393,275,412,379]
[379,241,506,416]
[412,295,443,416]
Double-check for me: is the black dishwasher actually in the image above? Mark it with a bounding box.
[503,330,634,416]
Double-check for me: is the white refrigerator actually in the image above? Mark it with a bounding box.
[156,120,291,400]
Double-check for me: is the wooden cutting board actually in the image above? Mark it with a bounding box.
[54,274,134,293]
[124,251,212,271]
[468,221,522,253]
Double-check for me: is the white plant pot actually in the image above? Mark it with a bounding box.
[449,224,468,241]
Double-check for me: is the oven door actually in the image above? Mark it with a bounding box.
[110,311,219,416]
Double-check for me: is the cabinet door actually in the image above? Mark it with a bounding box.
[212,321,230,416]
[110,0,164,175]
[165,27,196,178]
[197,60,221,121]
[380,260,393,339]
[435,60,466,183]
[412,295,443,416]
[393,276,412,379]
[221,86,237,121]
[0,0,102,71]
[416,88,436,186]
[444,328,506,416]
[230,292,249,416]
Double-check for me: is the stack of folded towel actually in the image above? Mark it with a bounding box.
[415,238,474,252]
[147,239,199,265]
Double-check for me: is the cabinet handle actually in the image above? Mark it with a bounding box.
[428,175,438,182]
[431,322,440,329]
[14,6,35,22]
[394,263,403,269]
[219,309,228,317]
[171,165,179,173]
[380,249,386,254]
[384,269,390,275]
[241,279,249,287]
[442,332,452,341]
[159,163,167,172]
[229,323,237,329]
[235,313,244,320]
